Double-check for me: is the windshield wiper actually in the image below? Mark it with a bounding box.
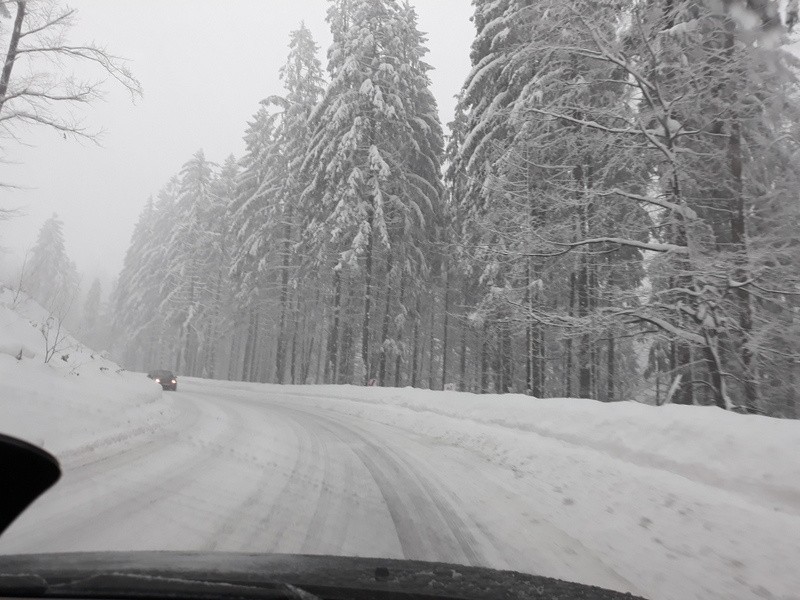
[0,573,322,600]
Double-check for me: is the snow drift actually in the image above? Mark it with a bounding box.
[235,383,800,516]
[0,286,171,455]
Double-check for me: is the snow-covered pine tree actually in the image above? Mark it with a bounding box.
[458,0,645,396]
[604,0,800,411]
[115,151,236,378]
[457,0,545,394]
[266,23,326,384]
[161,150,217,376]
[27,213,79,311]
[444,98,481,392]
[80,278,102,346]
[453,0,800,413]
[200,154,238,379]
[302,0,444,385]
[228,102,282,383]
[391,1,445,389]
[112,180,179,370]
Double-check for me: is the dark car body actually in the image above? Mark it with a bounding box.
[0,552,648,600]
[146,370,177,391]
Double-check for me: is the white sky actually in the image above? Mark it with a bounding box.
[0,0,475,289]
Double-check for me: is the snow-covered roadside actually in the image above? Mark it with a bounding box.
[196,380,800,515]
[0,287,174,458]
[194,379,800,600]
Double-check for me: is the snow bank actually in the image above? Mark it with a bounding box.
[202,380,800,516]
[0,286,172,456]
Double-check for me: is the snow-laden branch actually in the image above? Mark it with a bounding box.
[525,107,640,136]
[550,236,689,254]
[728,278,800,296]
[617,310,706,345]
[597,188,698,220]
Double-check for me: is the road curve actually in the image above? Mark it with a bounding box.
[0,378,637,594]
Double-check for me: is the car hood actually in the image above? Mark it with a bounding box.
[0,552,646,600]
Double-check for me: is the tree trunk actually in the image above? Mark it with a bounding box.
[327,269,342,384]
[577,256,591,397]
[525,264,534,396]
[393,269,407,387]
[459,321,468,392]
[248,311,261,382]
[275,215,292,384]
[275,302,287,382]
[184,271,196,376]
[241,309,254,382]
[206,267,224,379]
[538,324,546,396]
[493,339,502,394]
[239,321,248,382]
[500,324,512,393]
[261,320,273,383]
[175,323,185,375]
[0,1,25,115]
[524,147,540,397]
[361,209,375,385]
[428,291,436,389]
[725,41,757,411]
[411,295,421,387]
[459,281,469,391]
[302,312,315,384]
[290,294,300,384]
[481,324,489,393]
[607,333,615,402]
[227,321,239,381]
[341,321,354,384]
[667,205,694,406]
[441,266,451,389]
[315,308,326,384]
[655,373,661,406]
[703,333,728,410]
[671,340,694,405]
[589,261,599,399]
[200,320,212,378]
[565,271,576,396]
[378,253,394,386]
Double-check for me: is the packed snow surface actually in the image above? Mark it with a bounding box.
[2,289,799,600]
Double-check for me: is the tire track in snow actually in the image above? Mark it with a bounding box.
[297,413,355,555]
[205,397,368,556]
[274,396,640,595]
[325,418,485,566]
[239,408,320,551]
[247,399,487,566]
[199,400,310,552]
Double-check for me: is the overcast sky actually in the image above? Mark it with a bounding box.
[0,0,475,290]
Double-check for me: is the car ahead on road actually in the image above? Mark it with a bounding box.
[0,433,648,600]
[146,370,177,391]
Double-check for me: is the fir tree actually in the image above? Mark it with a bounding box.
[27,213,78,310]
[303,0,444,384]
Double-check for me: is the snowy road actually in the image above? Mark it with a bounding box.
[0,378,637,594]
